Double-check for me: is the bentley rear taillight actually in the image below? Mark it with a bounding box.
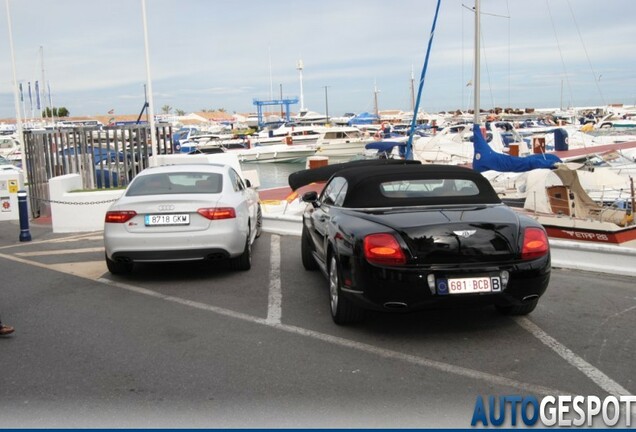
[521,227,549,260]
[363,233,407,265]
[197,207,236,220]
[105,210,137,223]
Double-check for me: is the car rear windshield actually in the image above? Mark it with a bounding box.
[380,178,480,199]
[126,172,223,196]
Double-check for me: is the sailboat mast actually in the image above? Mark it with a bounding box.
[40,46,46,120]
[5,0,25,169]
[473,0,481,125]
[141,0,158,157]
[410,65,415,112]
[374,80,379,119]
[404,0,442,160]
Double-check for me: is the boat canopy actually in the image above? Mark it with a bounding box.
[471,124,561,173]
[348,112,380,126]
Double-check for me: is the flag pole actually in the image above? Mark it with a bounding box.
[5,0,25,170]
[141,0,158,158]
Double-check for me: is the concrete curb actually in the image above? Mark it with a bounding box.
[549,238,636,277]
[262,215,636,277]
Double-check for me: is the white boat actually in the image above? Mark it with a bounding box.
[291,109,329,125]
[314,126,378,159]
[0,135,22,163]
[252,124,322,146]
[518,164,636,244]
[0,123,17,135]
[245,114,260,128]
[236,143,317,164]
[594,112,636,129]
[179,132,250,153]
[487,160,633,208]
[330,113,356,125]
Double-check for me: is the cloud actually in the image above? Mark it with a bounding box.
[0,0,635,118]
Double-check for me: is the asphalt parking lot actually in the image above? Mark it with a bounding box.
[0,220,634,427]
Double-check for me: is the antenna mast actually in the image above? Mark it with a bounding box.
[296,59,305,112]
[473,0,481,125]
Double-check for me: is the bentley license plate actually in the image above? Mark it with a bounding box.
[437,276,501,295]
[145,214,190,226]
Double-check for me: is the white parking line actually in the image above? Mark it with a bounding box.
[97,276,566,396]
[0,232,103,250]
[514,317,631,397]
[15,247,104,257]
[266,235,282,325]
[3,244,629,398]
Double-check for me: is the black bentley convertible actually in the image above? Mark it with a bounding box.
[291,159,551,325]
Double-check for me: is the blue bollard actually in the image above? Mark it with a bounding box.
[17,190,32,242]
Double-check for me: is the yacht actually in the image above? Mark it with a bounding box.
[252,123,322,146]
[330,113,356,125]
[236,143,317,163]
[291,109,329,125]
[314,126,377,159]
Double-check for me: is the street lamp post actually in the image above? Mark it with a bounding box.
[279,83,283,117]
[296,60,305,112]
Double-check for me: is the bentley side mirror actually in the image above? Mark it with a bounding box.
[302,191,319,207]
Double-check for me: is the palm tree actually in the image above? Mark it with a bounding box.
[161,105,172,114]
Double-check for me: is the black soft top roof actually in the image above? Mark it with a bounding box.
[288,159,420,191]
[338,164,501,208]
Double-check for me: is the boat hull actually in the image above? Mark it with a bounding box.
[516,210,636,244]
[315,140,371,158]
[543,224,636,244]
[237,145,316,163]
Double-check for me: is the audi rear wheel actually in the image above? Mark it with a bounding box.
[105,254,133,275]
[231,231,252,271]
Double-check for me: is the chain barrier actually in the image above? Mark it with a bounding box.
[34,197,120,206]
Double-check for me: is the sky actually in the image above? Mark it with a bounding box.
[0,0,635,120]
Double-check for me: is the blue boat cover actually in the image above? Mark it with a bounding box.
[348,112,380,125]
[471,123,561,173]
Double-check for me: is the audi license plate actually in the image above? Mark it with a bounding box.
[436,276,501,295]
[145,214,190,226]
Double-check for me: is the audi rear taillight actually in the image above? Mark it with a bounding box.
[521,227,549,260]
[197,207,236,220]
[105,210,137,223]
[363,233,407,265]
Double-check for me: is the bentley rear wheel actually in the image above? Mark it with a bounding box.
[329,255,364,325]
